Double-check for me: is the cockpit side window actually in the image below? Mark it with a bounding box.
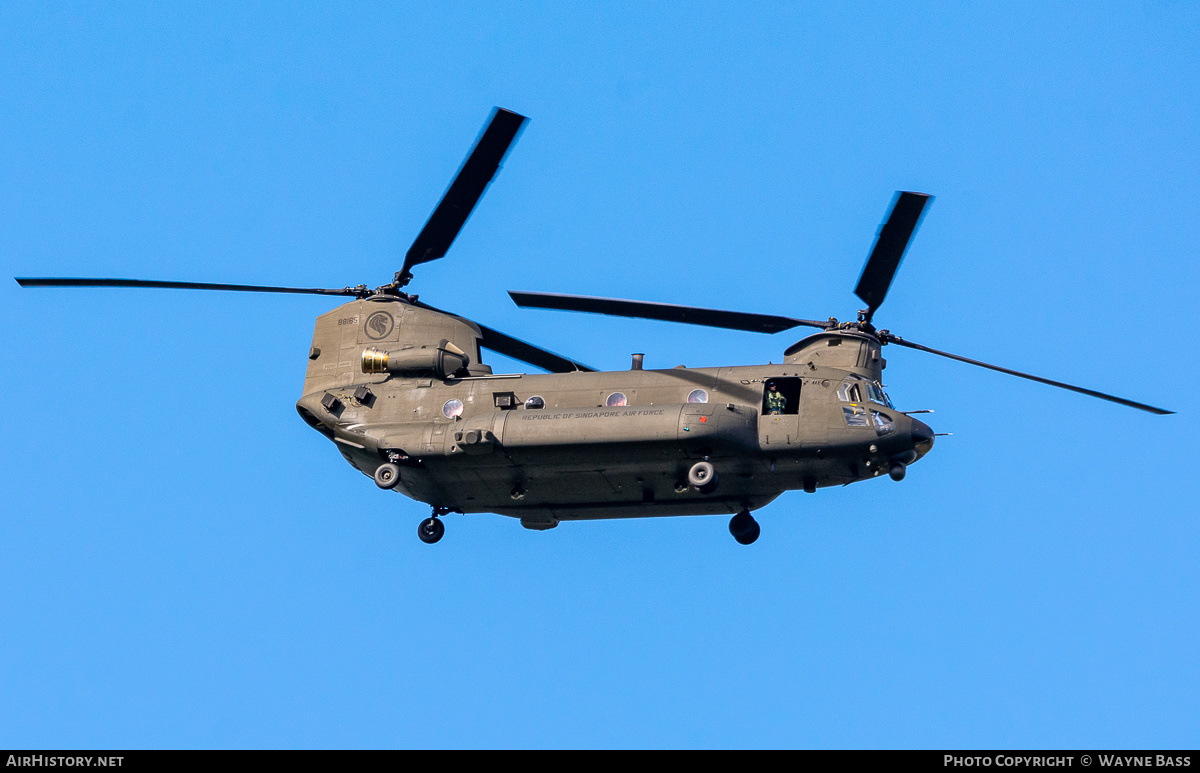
[843,405,870,427]
[839,377,892,408]
[837,381,862,403]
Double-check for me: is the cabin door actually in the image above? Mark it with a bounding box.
[757,377,802,448]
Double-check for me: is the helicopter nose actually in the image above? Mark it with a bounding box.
[911,417,935,457]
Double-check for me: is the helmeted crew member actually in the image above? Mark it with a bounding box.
[766,383,787,415]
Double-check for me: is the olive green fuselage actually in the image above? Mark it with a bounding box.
[296,296,932,529]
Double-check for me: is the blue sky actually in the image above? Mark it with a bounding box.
[1,3,1197,748]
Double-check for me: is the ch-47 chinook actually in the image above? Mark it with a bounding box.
[17,107,1173,545]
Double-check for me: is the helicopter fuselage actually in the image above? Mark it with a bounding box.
[296,296,934,530]
[18,107,1167,545]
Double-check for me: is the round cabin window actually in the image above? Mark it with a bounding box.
[687,389,709,404]
[442,399,464,419]
[606,392,627,407]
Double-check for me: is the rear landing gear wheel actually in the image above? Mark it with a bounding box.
[729,510,760,545]
[688,461,718,493]
[418,517,444,544]
[374,463,401,489]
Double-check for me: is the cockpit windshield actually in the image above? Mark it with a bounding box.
[866,381,893,408]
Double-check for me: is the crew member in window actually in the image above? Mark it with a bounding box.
[766,383,787,415]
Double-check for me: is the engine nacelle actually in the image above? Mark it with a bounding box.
[362,340,470,379]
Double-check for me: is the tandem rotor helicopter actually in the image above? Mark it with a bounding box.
[18,107,1172,545]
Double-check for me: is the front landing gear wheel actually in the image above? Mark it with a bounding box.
[729,510,760,545]
[417,517,444,544]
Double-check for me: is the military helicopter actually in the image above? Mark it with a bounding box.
[17,107,1172,545]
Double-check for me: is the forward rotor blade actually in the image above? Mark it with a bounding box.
[509,291,829,334]
[16,277,364,296]
[882,333,1173,415]
[854,191,932,323]
[399,107,527,285]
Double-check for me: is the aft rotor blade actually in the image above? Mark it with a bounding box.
[476,324,596,374]
[16,277,364,296]
[509,291,829,334]
[410,298,594,373]
[399,107,527,285]
[882,333,1173,415]
[854,191,932,323]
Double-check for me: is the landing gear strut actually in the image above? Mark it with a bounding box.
[729,509,760,545]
